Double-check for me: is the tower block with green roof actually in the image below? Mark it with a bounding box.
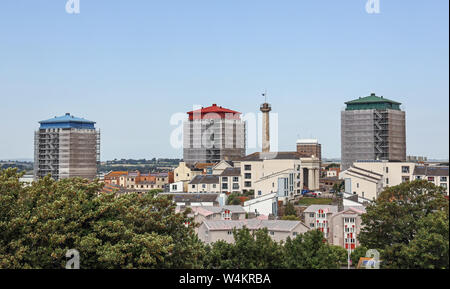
[341,93,406,170]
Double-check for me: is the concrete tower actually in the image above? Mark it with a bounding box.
[260,93,272,153]
[183,104,246,165]
[34,113,100,180]
[341,93,406,170]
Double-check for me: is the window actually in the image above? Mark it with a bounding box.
[441,183,447,189]
[428,177,435,182]
[258,190,262,196]
[402,166,410,174]
[386,178,389,185]
[310,223,315,227]
[309,213,315,218]
[269,231,274,236]
[227,231,233,235]
[192,185,196,188]
[222,177,228,182]
[293,232,298,236]
[244,173,252,179]
[440,176,447,182]
[385,167,389,173]
[212,184,216,188]
[233,176,239,182]
[416,176,421,180]
[222,183,228,190]
[233,183,239,190]
[245,181,252,187]
[356,183,359,188]
[202,184,206,189]
[245,165,251,171]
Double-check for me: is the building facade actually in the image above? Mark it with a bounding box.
[183,104,246,165]
[341,93,406,170]
[198,219,310,244]
[296,139,322,161]
[34,113,100,180]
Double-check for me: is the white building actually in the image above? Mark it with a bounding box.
[188,175,221,193]
[243,192,278,217]
[197,219,310,244]
[237,152,320,197]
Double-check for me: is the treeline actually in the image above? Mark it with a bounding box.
[0,168,448,269]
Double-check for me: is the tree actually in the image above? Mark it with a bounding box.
[284,202,297,217]
[206,227,284,269]
[283,230,347,269]
[358,180,449,269]
[393,210,449,269]
[281,215,300,221]
[0,168,206,269]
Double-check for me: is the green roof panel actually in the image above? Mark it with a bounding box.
[345,93,402,111]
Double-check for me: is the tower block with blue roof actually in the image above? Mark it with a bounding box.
[34,113,100,180]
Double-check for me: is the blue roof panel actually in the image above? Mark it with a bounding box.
[39,113,96,129]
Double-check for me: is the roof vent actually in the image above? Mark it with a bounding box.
[371,93,376,96]
[212,104,217,106]
[65,113,70,116]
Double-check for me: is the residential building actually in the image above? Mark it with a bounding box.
[296,139,322,162]
[238,152,320,196]
[169,181,185,193]
[243,192,278,216]
[197,219,310,244]
[34,113,100,180]
[188,175,221,193]
[104,171,128,185]
[219,167,242,194]
[302,204,366,251]
[340,165,384,200]
[187,205,246,229]
[159,193,226,207]
[341,93,406,171]
[328,207,366,251]
[353,160,415,188]
[303,205,339,238]
[413,165,449,195]
[183,104,246,165]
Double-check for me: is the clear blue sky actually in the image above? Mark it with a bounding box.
[0,0,448,160]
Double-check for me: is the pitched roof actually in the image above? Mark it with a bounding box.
[345,94,401,105]
[191,205,246,216]
[239,151,303,162]
[303,205,339,213]
[160,193,221,203]
[187,104,240,115]
[203,219,309,232]
[220,167,241,176]
[105,171,128,178]
[413,165,449,177]
[39,113,95,124]
[189,175,220,184]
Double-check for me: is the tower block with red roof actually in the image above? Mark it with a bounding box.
[183,104,246,165]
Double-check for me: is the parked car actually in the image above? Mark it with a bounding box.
[303,192,317,198]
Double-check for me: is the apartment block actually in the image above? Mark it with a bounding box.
[183,104,246,165]
[341,93,406,170]
[197,219,310,244]
[34,113,100,180]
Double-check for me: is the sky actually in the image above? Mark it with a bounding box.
[0,0,448,161]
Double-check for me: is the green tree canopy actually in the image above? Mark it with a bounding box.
[358,180,449,269]
[283,230,347,269]
[0,168,205,269]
